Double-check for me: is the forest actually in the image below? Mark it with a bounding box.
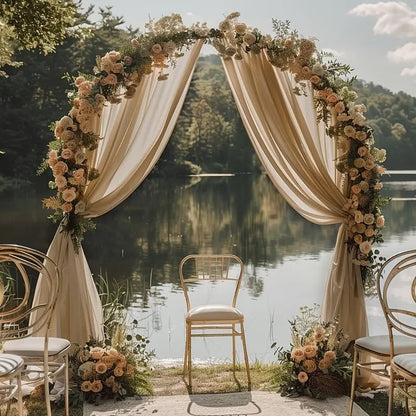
[1,6,415,192]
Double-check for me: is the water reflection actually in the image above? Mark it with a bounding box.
[84,174,339,302]
[0,174,415,363]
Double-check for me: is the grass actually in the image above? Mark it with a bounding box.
[19,363,414,415]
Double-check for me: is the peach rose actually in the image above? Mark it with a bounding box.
[90,380,103,393]
[334,101,345,113]
[354,234,363,244]
[318,359,331,370]
[62,187,77,202]
[114,366,124,377]
[96,361,107,374]
[324,350,336,361]
[54,175,67,189]
[303,344,317,358]
[61,149,73,160]
[53,161,69,176]
[303,359,317,373]
[90,347,105,360]
[291,348,305,363]
[81,381,92,392]
[365,227,375,237]
[376,216,385,228]
[62,202,73,213]
[298,371,308,384]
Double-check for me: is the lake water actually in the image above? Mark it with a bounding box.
[1,172,416,365]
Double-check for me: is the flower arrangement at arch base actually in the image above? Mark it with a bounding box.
[70,322,154,404]
[272,305,352,399]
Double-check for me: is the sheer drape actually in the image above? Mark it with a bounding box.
[221,49,367,340]
[33,41,204,346]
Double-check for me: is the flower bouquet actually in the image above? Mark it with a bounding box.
[273,305,352,399]
[70,339,153,403]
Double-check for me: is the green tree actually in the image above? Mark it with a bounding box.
[0,6,133,183]
[0,0,83,76]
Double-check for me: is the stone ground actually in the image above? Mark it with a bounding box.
[83,391,369,416]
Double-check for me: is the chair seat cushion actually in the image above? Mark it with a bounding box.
[186,304,243,322]
[0,354,24,377]
[3,337,70,357]
[355,335,416,355]
[393,353,416,376]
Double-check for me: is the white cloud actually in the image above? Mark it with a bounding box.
[349,1,416,37]
[401,66,416,76]
[387,42,416,63]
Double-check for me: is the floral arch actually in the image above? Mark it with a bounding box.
[36,12,387,347]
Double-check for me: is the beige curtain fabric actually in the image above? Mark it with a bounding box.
[221,50,368,340]
[33,41,203,346]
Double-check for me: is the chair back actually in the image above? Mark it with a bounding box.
[0,244,60,341]
[377,249,416,350]
[179,254,244,312]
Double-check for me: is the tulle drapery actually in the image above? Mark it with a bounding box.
[221,49,367,340]
[33,41,203,346]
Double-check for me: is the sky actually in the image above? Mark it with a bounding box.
[83,0,416,96]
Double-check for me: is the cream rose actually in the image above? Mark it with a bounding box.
[363,213,375,225]
[359,241,372,254]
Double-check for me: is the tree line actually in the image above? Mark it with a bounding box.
[0,5,415,192]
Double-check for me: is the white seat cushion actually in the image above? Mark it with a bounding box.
[186,304,243,322]
[393,353,416,376]
[355,335,416,355]
[0,354,24,377]
[3,337,70,357]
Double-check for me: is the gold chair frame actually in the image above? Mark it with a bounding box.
[0,244,70,416]
[377,249,416,416]
[179,254,251,390]
[349,249,416,415]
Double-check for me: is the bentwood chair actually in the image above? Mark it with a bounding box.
[348,250,416,416]
[179,254,251,390]
[376,249,416,416]
[0,244,70,416]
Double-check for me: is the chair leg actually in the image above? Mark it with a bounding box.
[388,368,394,416]
[348,347,358,416]
[186,323,192,388]
[232,324,236,376]
[240,322,251,390]
[17,373,23,416]
[44,362,52,416]
[64,354,69,416]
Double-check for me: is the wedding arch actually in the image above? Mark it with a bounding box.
[35,13,387,347]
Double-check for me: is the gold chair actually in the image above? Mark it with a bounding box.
[376,249,416,416]
[0,244,70,416]
[179,254,251,390]
[348,249,416,415]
